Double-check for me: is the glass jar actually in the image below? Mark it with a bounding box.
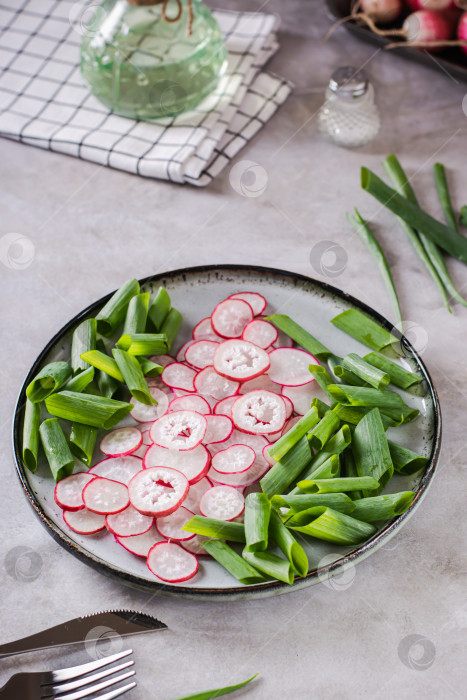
[80,0,228,120]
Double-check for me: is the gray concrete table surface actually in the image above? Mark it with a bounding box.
[1,1,465,698]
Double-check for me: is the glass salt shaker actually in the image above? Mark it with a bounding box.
[318,66,381,148]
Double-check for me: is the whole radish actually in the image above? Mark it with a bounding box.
[403,9,452,47]
[405,0,454,10]
[360,0,402,23]
[459,11,467,53]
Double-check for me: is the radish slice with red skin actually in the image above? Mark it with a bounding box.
[130,387,169,423]
[211,444,256,474]
[208,430,268,458]
[176,340,196,363]
[181,534,211,556]
[100,427,142,457]
[106,505,154,537]
[272,330,294,349]
[116,526,166,558]
[262,443,275,466]
[146,377,173,394]
[213,396,237,416]
[239,374,282,395]
[64,508,106,535]
[54,472,95,511]
[203,414,233,444]
[185,340,219,370]
[268,348,319,387]
[129,466,189,517]
[213,339,270,382]
[231,390,287,435]
[209,455,270,488]
[282,394,294,419]
[133,444,149,459]
[148,354,176,368]
[156,506,195,541]
[229,292,267,316]
[162,363,196,392]
[199,485,245,521]
[192,317,223,341]
[281,382,324,415]
[143,443,210,484]
[183,477,213,514]
[168,394,211,415]
[83,477,129,515]
[150,410,207,451]
[211,299,254,339]
[89,456,143,486]
[194,366,240,401]
[242,319,278,349]
[147,541,199,583]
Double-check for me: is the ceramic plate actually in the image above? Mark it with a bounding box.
[12,266,441,600]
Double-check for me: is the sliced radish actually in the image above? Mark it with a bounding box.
[100,426,142,457]
[209,455,270,488]
[162,363,196,392]
[268,348,319,386]
[213,395,237,416]
[229,292,267,316]
[82,477,129,515]
[133,444,149,459]
[213,339,270,382]
[211,444,256,474]
[168,394,211,415]
[106,505,154,537]
[281,382,323,415]
[147,541,198,583]
[208,429,268,457]
[199,485,245,521]
[231,390,287,435]
[54,472,95,511]
[262,443,276,466]
[176,340,196,363]
[89,456,143,485]
[282,415,301,435]
[128,466,189,517]
[156,506,195,541]
[203,414,234,444]
[130,387,169,423]
[211,298,254,338]
[183,477,213,514]
[238,374,282,395]
[63,508,106,535]
[185,340,219,370]
[242,319,278,349]
[194,366,240,401]
[143,443,210,484]
[193,317,223,341]
[150,410,207,451]
[272,330,294,349]
[181,534,211,556]
[116,526,166,557]
[148,354,176,368]
[282,394,294,419]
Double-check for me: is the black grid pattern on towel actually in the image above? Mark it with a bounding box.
[0,1,292,185]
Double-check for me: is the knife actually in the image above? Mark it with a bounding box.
[0,609,167,659]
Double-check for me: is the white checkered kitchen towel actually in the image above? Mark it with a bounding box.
[0,1,292,185]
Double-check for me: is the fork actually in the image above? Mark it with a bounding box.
[0,649,136,700]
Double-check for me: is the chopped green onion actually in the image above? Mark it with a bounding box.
[71,319,96,374]
[122,292,150,336]
[272,493,355,515]
[81,350,123,382]
[363,352,422,389]
[297,476,379,494]
[327,384,410,411]
[116,333,168,356]
[361,167,467,263]
[266,314,332,360]
[328,354,366,386]
[287,506,376,545]
[347,209,402,330]
[343,448,362,500]
[112,349,154,405]
[311,397,333,418]
[307,410,340,451]
[342,353,389,390]
[460,205,467,228]
[95,340,121,398]
[306,453,340,480]
[242,549,294,585]
[307,364,335,400]
[160,308,182,351]
[26,361,73,403]
[331,309,398,351]
[63,366,94,393]
[45,391,132,430]
[380,405,419,425]
[244,493,271,552]
[183,515,245,542]
[39,418,74,482]
[22,398,40,472]
[333,403,398,430]
[288,427,351,495]
[268,510,308,577]
[138,357,164,377]
[95,278,140,336]
[201,540,266,584]
[172,673,259,700]
[388,441,428,475]
[148,287,171,331]
[260,435,312,497]
[268,406,319,461]
[69,423,97,467]
[351,408,394,496]
[351,492,415,522]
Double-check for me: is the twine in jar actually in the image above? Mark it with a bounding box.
[126,0,193,35]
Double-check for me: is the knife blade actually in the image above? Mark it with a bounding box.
[0,610,167,659]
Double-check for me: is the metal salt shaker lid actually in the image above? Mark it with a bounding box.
[329,66,369,99]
